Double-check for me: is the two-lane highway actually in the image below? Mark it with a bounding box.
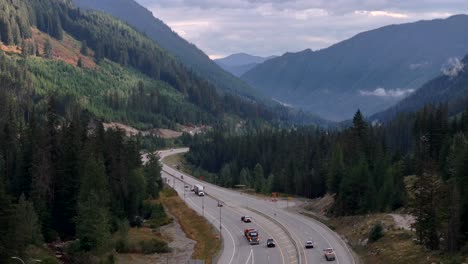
[159,148,356,264]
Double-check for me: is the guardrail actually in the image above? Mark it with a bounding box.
[245,207,303,264]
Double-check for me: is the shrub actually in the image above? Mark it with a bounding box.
[139,239,170,254]
[142,201,172,228]
[161,188,178,197]
[368,222,384,242]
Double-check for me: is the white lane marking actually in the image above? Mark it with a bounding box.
[244,248,253,264]
[163,173,237,264]
[161,154,353,264]
[223,201,286,264]
[185,196,237,264]
[285,212,345,264]
[252,246,255,264]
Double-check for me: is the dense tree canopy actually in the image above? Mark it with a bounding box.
[187,105,468,251]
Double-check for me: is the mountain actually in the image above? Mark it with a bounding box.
[242,15,468,121]
[215,53,277,77]
[72,0,259,99]
[0,0,297,131]
[372,55,468,122]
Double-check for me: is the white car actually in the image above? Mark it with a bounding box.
[305,240,315,248]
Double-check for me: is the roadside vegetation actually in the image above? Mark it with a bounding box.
[186,106,468,256]
[159,188,221,264]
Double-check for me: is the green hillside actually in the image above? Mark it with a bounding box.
[72,0,259,99]
[0,0,307,130]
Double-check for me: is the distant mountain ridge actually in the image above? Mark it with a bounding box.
[372,55,468,122]
[242,14,468,121]
[72,0,259,99]
[215,53,277,77]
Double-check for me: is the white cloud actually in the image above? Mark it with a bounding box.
[441,57,465,77]
[136,0,468,57]
[359,87,415,97]
[355,10,409,18]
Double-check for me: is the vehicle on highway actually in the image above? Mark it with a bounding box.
[181,175,184,179]
[305,240,315,248]
[241,216,252,223]
[266,238,276,248]
[194,184,205,196]
[244,228,260,245]
[217,201,223,207]
[324,248,336,261]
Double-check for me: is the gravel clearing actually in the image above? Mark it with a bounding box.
[116,211,196,264]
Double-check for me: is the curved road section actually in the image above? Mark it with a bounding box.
[159,148,356,264]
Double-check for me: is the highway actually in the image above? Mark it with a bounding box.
[159,148,357,264]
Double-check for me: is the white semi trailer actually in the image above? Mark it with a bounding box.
[194,184,205,196]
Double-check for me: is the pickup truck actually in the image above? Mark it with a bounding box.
[324,248,336,261]
[244,228,260,245]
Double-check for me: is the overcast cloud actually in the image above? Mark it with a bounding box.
[136,0,468,58]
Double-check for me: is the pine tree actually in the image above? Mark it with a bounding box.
[253,163,264,193]
[409,171,442,250]
[326,144,344,193]
[77,57,83,68]
[144,153,162,199]
[44,38,52,59]
[80,40,88,56]
[10,194,43,255]
[76,153,110,252]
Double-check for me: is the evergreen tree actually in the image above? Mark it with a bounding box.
[77,57,83,68]
[76,153,110,252]
[410,171,443,250]
[80,40,88,56]
[253,163,264,193]
[10,194,43,255]
[144,153,162,199]
[326,144,344,193]
[44,38,52,59]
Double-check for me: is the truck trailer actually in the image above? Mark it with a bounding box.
[194,184,205,196]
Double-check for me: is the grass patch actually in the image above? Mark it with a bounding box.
[162,153,189,172]
[160,187,221,264]
[323,214,468,264]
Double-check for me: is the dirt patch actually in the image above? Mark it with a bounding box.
[149,128,183,139]
[104,122,189,139]
[160,188,221,264]
[32,28,97,69]
[104,122,142,137]
[115,211,195,264]
[178,124,211,136]
[388,214,415,231]
[0,44,21,54]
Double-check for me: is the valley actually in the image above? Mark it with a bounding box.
[0,0,467,263]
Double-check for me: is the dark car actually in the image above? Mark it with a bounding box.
[266,238,276,248]
[241,216,252,223]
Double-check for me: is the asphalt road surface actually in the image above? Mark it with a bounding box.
[159,148,356,264]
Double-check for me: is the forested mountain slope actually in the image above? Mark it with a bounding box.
[372,54,468,122]
[242,15,468,121]
[0,0,308,129]
[72,0,259,99]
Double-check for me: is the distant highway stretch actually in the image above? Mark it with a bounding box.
[159,148,357,264]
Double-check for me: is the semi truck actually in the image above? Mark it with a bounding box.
[194,184,205,196]
[244,228,260,245]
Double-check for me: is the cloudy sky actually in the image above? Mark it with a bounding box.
[136,0,468,59]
